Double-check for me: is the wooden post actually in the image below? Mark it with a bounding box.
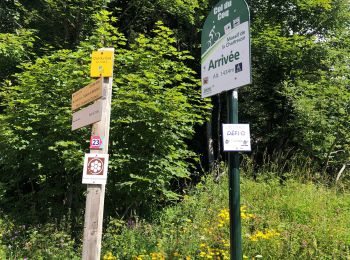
[82,48,114,260]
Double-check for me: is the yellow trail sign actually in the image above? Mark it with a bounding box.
[90,50,114,77]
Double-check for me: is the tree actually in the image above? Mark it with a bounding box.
[0,0,26,33]
[0,11,210,225]
[237,0,350,171]
[21,0,106,50]
[107,21,210,215]
[0,11,123,224]
[0,30,35,81]
[285,27,350,175]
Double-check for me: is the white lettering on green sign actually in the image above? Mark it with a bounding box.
[214,1,232,20]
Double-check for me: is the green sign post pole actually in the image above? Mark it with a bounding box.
[201,1,251,259]
[228,89,242,259]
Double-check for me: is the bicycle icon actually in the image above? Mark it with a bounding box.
[207,25,221,49]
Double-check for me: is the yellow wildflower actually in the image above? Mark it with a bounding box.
[150,252,165,260]
[248,229,280,241]
[217,208,230,228]
[103,252,116,260]
[241,205,255,220]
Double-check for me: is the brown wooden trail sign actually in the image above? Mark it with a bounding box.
[71,77,103,111]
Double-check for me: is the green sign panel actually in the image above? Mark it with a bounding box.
[201,0,251,98]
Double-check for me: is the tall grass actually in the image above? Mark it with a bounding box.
[102,163,350,259]
[241,150,350,187]
[1,158,349,259]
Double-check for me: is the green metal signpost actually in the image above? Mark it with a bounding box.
[201,0,251,259]
[228,89,241,259]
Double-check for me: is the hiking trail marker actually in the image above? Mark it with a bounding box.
[82,153,109,184]
[71,101,103,131]
[89,135,105,150]
[71,77,103,111]
[90,50,114,77]
[71,48,115,260]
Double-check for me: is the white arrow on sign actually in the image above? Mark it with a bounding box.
[72,101,102,131]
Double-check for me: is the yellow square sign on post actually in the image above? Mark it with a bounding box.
[90,50,114,77]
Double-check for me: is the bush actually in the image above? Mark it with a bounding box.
[0,218,79,259]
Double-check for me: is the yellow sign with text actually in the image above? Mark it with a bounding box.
[90,50,114,77]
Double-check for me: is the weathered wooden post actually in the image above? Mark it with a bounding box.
[71,47,114,260]
[82,48,114,260]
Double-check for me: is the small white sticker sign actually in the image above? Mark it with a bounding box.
[222,124,251,151]
[82,153,109,184]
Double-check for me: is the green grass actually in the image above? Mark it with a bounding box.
[1,166,349,259]
[102,173,350,259]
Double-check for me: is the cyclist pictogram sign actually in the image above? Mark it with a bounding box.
[201,0,251,98]
[82,153,109,184]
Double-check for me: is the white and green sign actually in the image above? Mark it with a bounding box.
[201,0,251,98]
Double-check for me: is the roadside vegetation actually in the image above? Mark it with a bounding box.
[1,159,349,259]
[0,0,349,258]
[100,160,350,259]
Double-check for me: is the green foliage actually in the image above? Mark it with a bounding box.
[102,171,350,259]
[238,0,350,173]
[3,0,347,179]
[0,12,209,223]
[248,0,348,36]
[0,11,124,222]
[242,177,350,259]
[107,21,210,213]
[283,29,350,173]
[0,29,35,80]
[108,0,209,53]
[0,0,26,33]
[110,0,205,28]
[0,1,349,257]
[23,0,107,49]
[0,218,79,259]
[156,0,204,25]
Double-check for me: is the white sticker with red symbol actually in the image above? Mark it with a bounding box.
[82,153,109,184]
